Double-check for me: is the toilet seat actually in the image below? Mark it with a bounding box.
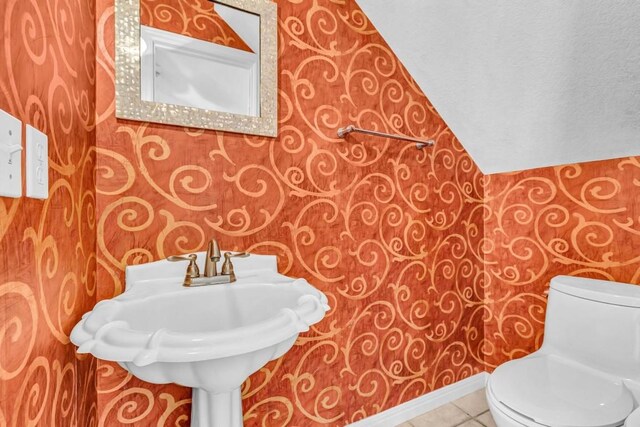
[490,354,634,427]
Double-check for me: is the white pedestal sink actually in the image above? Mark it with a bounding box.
[71,253,329,426]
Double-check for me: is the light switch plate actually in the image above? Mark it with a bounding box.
[0,109,22,198]
[26,125,48,199]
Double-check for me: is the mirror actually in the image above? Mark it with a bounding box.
[115,0,277,137]
[140,0,261,116]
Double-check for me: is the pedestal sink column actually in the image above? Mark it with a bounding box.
[191,387,243,427]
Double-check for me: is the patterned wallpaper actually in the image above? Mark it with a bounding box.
[94,0,485,425]
[4,0,640,426]
[0,0,97,425]
[483,158,640,369]
[140,0,253,51]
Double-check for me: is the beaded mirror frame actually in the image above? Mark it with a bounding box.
[115,0,278,137]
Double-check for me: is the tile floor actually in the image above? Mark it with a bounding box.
[396,389,496,427]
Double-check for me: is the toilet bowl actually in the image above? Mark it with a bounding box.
[487,276,640,427]
[626,409,640,427]
[486,359,634,427]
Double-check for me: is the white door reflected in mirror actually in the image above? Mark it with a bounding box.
[139,1,261,117]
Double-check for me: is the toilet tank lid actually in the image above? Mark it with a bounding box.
[551,276,640,308]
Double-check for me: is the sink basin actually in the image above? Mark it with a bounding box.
[71,252,329,427]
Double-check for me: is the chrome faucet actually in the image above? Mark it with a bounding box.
[167,238,249,287]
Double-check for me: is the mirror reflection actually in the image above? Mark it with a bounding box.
[139,0,261,116]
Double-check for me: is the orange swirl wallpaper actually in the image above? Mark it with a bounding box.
[140,0,253,51]
[95,0,486,425]
[0,0,97,425]
[3,0,640,426]
[483,158,640,370]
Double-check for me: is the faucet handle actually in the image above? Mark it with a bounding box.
[225,252,249,258]
[220,252,249,282]
[167,254,200,280]
[167,254,198,263]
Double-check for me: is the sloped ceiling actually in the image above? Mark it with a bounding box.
[357,0,640,174]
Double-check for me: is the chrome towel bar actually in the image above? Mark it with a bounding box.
[337,125,435,149]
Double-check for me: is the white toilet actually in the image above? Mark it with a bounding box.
[486,276,640,427]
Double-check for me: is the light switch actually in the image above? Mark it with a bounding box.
[26,125,48,199]
[0,109,22,198]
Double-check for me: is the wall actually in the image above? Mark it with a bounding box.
[94,0,485,425]
[357,0,640,174]
[0,0,97,425]
[483,157,640,369]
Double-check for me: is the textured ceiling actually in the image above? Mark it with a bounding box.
[357,0,640,174]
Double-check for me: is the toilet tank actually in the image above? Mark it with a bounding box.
[543,276,640,381]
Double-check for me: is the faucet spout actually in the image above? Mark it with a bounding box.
[204,239,221,277]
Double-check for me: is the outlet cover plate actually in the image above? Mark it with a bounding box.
[0,109,22,198]
[26,125,48,199]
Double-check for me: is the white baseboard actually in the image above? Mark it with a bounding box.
[348,372,489,427]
